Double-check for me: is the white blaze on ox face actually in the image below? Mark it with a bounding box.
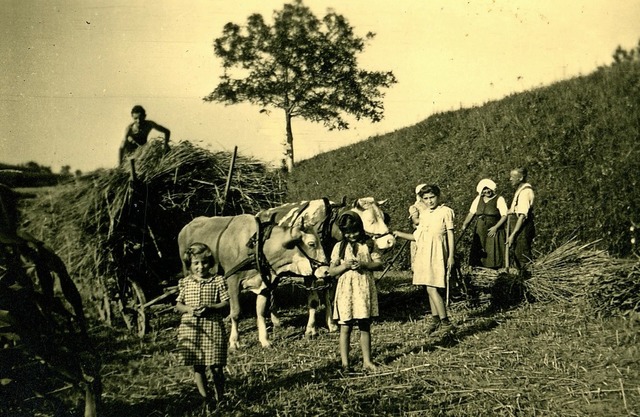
[272,200,328,276]
[288,251,314,276]
[352,197,396,250]
[290,227,328,276]
[268,223,326,277]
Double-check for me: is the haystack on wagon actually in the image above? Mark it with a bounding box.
[21,141,285,337]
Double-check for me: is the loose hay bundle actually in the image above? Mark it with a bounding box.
[462,239,636,307]
[461,266,500,289]
[525,239,635,304]
[20,141,286,320]
[587,258,640,315]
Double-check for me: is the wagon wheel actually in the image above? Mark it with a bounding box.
[119,279,147,337]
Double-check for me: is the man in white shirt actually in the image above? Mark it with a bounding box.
[507,167,536,269]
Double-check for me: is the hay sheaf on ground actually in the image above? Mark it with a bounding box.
[20,141,286,320]
[462,239,639,315]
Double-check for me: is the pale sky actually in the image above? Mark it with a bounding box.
[2,0,639,173]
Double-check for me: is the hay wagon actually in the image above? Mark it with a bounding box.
[94,257,179,338]
[92,159,189,338]
[90,209,182,338]
[22,142,286,338]
[94,148,242,337]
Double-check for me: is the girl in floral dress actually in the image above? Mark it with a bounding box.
[329,211,383,372]
[394,184,456,337]
[176,242,230,410]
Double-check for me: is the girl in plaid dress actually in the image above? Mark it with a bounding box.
[176,243,229,408]
[329,211,383,372]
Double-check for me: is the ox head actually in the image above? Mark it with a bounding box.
[263,221,329,279]
[349,197,395,250]
[258,200,331,279]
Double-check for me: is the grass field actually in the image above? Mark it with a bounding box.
[5,49,640,417]
[52,271,637,417]
[7,184,639,416]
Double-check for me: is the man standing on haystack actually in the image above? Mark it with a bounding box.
[119,105,171,165]
[506,167,535,270]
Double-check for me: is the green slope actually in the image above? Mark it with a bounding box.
[287,60,640,263]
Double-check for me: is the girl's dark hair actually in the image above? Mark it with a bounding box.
[337,211,365,236]
[131,105,146,118]
[182,242,215,269]
[337,211,367,258]
[420,184,441,197]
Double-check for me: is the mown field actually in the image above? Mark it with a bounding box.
[15,271,636,417]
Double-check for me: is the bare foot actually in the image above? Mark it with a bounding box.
[340,363,354,374]
[363,362,377,372]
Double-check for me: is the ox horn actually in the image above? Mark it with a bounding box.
[353,197,374,210]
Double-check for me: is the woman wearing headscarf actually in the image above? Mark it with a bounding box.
[460,178,508,269]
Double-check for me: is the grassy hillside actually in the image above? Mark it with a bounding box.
[287,60,640,263]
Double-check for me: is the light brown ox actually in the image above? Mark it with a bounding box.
[177,213,329,349]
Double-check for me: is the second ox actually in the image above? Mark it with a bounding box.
[177,213,329,349]
[257,196,395,337]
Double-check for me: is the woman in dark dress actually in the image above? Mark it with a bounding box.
[460,179,508,269]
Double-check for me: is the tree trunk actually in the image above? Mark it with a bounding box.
[284,111,294,173]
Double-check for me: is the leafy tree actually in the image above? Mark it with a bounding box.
[21,161,52,173]
[612,39,640,64]
[204,0,397,172]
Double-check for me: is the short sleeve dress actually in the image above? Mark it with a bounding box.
[412,205,455,288]
[176,274,229,366]
[331,241,380,324]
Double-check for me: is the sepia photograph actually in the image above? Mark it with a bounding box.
[1,1,639,415]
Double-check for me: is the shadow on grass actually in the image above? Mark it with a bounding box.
[217,362,348,416]
[378,285,431,323]
[381,315,501,364]
[101,387,209,417]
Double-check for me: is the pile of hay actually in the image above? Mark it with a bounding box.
[525,240,635,304]
[462,239,638,312]
[20,140,286,320]
[587,258,640,316]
